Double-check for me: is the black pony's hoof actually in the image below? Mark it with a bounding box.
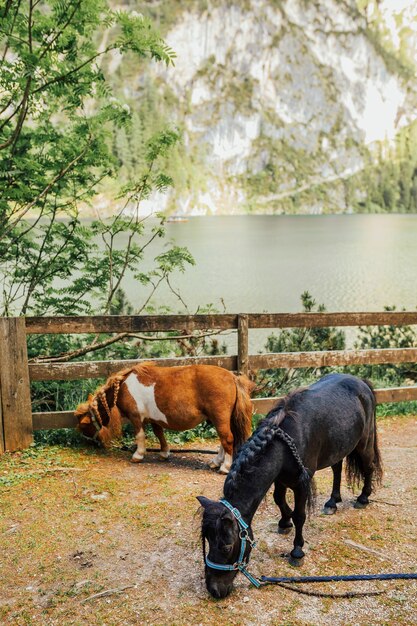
[289,547,304,566]
[354,500,368,509]
[322,506,337,515]
[278,524,293,535]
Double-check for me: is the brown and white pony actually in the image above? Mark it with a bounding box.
[75,362,255,474]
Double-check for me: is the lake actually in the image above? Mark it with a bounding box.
[124,214,417,310]
[120,214,417,351]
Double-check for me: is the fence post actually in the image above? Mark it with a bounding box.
[0,381,4,454]
[0,317,33,452]
[237,314,249,376]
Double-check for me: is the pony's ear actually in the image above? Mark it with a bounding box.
[79,416,91,425]
[88,393,94,401]
[196,496,213,509]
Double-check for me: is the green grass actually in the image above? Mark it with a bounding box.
[376,400,417,418]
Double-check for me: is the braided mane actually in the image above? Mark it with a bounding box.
[224,387,315,511]
[88,366,137,445]
[92,367,132,422]
[76,362,157,446]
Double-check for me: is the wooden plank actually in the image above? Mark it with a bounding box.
[237,314,249,376]
[252,396,283,414]
[25,314,238,334]
[0,318,33,451]
[33,411,77,430]
[247,311,417,329]
[29,355,238,381]
[375,385,417,403]
[32,411,131,430]
[25,311,417,336]
[249,347,417,370]
[32,385,417,430]
[252,385,417,414]
[28,346,417,381]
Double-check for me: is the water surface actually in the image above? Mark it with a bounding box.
[124,214,417,313]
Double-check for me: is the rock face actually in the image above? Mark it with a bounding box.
[117,0,417,215]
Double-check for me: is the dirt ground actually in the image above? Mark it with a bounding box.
[0,414,416,626]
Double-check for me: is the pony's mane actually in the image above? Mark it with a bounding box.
[93,361,155,391]
[224,385,315,511]
[74,401,89,417]
[77,362,155,445]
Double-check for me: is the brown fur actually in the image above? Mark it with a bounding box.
[231,375,256,450]
[75,363,255,463]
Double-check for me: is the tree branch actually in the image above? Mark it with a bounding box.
[0,76,31,150]
[31,48,115,96]
[38,0,82,61]
[0,140,92,239]
[29,329,231,363]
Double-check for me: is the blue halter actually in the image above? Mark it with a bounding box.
[204,499,262,588]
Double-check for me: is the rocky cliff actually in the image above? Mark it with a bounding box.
[108,0,417,215]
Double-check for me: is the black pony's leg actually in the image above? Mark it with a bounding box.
[273,480,294,534]
[354,450,374,509]
[289,487,307,566]
[323,460,343,515]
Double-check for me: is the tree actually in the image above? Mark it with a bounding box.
[0,0,193,321]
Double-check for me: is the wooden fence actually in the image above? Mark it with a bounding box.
[1,311,417,453]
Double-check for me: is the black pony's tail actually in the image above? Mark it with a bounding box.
[299,466,317,514]
[346,379,383,490]
[345,449,366,491]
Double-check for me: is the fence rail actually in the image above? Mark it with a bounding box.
[1,311,417,453]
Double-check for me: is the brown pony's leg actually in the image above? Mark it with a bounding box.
[151,423,170,460]
[130,416,146,463]
[213,421,234,474]
[208,444,225,470]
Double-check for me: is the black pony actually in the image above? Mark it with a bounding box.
[198,373,383,599]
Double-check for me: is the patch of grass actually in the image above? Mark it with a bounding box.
[0,445,85,488]
[34,420,220,450]
[34,428,86,447]
[376,401,417,418]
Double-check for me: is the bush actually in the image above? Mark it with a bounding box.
[255,291,346,397]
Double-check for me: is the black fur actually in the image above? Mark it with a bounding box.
[199,373,383,599]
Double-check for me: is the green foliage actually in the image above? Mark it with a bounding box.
[376,400,417,418]
[121,419,218,447]
[352,120,417,214]
[256,291,346,397]
[0,1,190,317]
[108,75,208,210]
[34,428,86,448]
[352,305,417,385]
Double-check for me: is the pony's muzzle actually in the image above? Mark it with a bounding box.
[207,580,233,599]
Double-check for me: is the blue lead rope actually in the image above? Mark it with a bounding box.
[260,572,417,584]
[204,501,417,590]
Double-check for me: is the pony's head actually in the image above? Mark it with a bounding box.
[74,396,100,441]
[75,386,122,446]
[197,496,254,599]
